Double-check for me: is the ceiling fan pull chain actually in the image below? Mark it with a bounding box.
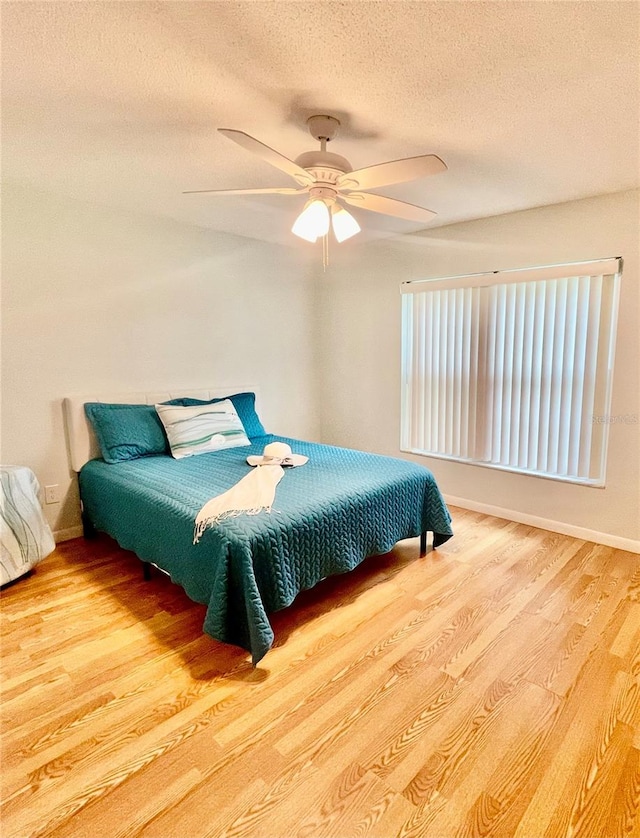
[323,232,329,271]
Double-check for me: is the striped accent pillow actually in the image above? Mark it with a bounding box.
[155,400,250,459]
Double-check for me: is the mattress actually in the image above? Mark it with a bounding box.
[79,435,452,663]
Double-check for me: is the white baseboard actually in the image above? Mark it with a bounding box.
[443,494,640,555]
[54,525,83,543]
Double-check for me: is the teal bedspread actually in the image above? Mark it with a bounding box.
[79,436,452,663]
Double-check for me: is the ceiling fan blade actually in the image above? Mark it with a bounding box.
[183,187,307,196]
[218,129,313,187]
[338,154,447,191]
[343,192,437,223]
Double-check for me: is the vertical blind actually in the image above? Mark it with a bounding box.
[401,258,622,485]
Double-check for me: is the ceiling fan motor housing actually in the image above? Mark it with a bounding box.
[294,151,353,186]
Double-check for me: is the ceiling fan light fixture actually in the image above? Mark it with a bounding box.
[292,199,330,242]
[331,205,361,242]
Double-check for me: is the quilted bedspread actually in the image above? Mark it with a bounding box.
[79,435,452,663]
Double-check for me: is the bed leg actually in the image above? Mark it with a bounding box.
[82,511,97,540]
[420,531,427,557]
[142,563,152,581]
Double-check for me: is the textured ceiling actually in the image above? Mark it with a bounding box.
[2,1,639,247]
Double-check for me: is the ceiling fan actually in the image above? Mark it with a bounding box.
[184,115,447,243]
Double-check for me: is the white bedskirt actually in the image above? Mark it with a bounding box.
[1,465,55,585]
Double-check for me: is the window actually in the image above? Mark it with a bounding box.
[400,258,622,486]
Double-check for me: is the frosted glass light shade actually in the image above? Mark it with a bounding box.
[331,206,361,242]
[292,200,330,242]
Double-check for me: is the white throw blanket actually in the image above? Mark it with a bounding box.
[193,465,284,544]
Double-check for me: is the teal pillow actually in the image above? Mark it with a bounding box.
[84,403,170,463]
[171,392,267,439]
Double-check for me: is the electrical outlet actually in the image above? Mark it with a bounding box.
[45,484,61,504]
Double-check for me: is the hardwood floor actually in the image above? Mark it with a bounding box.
[1,508,639,838]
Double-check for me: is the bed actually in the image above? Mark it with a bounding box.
[64,388,452,663]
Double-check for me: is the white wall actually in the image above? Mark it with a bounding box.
[1,183,319,536]
[318,190,640,547]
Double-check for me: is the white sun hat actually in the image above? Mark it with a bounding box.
[247,441,308,468]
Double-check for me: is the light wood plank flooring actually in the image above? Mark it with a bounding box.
[2,507,639,838]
